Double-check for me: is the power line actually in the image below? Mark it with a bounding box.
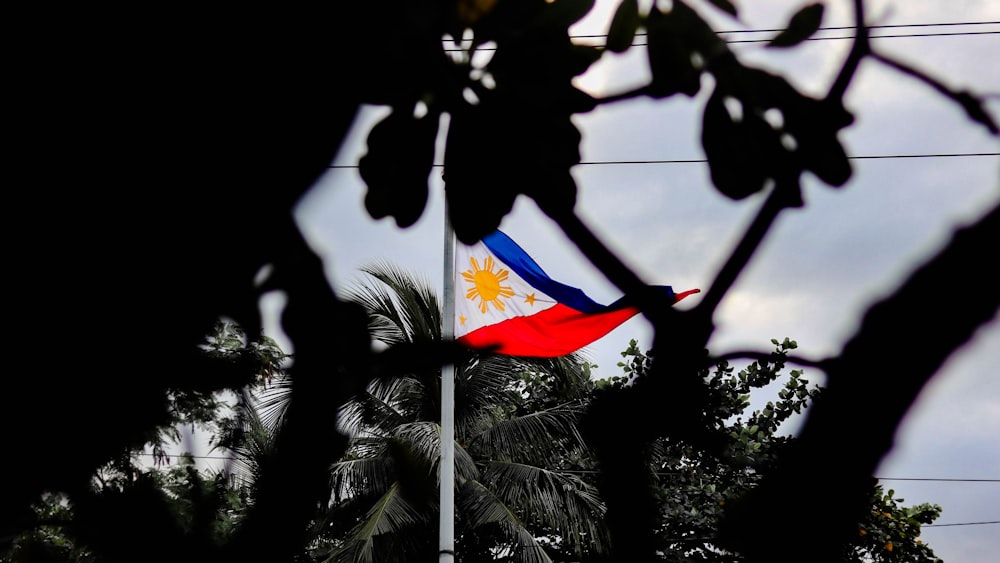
[707,30,999,45]
[327,152,1000,169]
[924,520,1000,528]
[576,153,1000,165]
[580,152,1000,165]
[658,520,1000,542]
[447,30,998,51]
[847,152,1000,160]
[569,21,1000,40]
[877,477,1000,483]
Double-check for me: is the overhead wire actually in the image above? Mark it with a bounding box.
[446,30,1000,51]
[351,21,1000,168]
[576,153,1000,165]
[710,30,999,45]
[570,20,1000,40]
[440,21,1000,51]
[326,152,1000,169]
[924,520,1000,527]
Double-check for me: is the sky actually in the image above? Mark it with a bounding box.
[275,1,1000,560]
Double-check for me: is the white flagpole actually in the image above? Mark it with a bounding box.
[440,204,456,563]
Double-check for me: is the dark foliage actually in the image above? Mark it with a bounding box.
[5,1,997,562]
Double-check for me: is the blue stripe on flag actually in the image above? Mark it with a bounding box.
[483,230,612,314]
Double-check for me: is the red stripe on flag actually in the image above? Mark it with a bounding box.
[456,303,640,357]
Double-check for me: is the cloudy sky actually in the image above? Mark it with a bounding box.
[285,1,999,560]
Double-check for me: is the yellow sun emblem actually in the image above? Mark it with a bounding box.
[462,255,515,313]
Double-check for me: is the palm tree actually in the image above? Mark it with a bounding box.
[320,262,610,563]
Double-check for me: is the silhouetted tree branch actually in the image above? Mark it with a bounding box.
[719,201,1000,562]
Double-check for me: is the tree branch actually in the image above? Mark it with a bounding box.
[870,50,1000,134]
[826,0,869,103]
[696,182,791,317]
[593,84,654,106]
[554,210,678,323]
[719,199,1000,562]
[708,351,829,370]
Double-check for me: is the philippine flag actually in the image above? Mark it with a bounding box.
[454,230,700,357]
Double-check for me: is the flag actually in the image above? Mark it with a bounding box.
[454,230,700,357]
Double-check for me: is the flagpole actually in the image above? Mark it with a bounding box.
[440,202,456,563]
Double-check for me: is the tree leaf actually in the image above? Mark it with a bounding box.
[645,4,704,98]
[444,96,580,243]
[768,3,824,48]
[443,104,521,244]
[359,108,439,228]
[701,89,780,200]
[606,0,639,54]
[536,0,597,29]
[706,0,738,19]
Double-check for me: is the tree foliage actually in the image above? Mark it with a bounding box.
[6,0,998,562]
[595,339,943,562]
[3,321,283,562]
[5,283,947,563]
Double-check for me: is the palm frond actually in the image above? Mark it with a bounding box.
[344,262,442,346]
[210,390,276,490]
[362,262,442,342]
[391,421,443,467]
[366,375,426,408]
[330,457,397,502]
[371,374,437,423]
[451,442,480,486]
[344,435,389,459]
[388,421,475,479]
[456,354,594,440]
[327,482,432,563]
[478,461,610,557]
[523,353,594,400]
[458,355,523,413]
[459,479,554,563]
[252,372,295,431]
[338,390,410,438]
[456,354,575,443]
[466,403,586,463]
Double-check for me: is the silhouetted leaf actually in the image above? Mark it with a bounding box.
[706,0,738,19]
[487,22,598,86]
[767,87,853,188]
[444,95,580,243]
[768,3,824,48]
[606,0,640,54]
[702,92,767,199]
[359,109,439,228]
[706,65,852,195]
[797,119,852,187]
[956,91,1000,134]
[560,81,597,114]
[646,4,705,98]
[702,88,789,200]
[443,104,521,244]
[518,108,581,219]
[565,44,604,78]
[535,0,597,29]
